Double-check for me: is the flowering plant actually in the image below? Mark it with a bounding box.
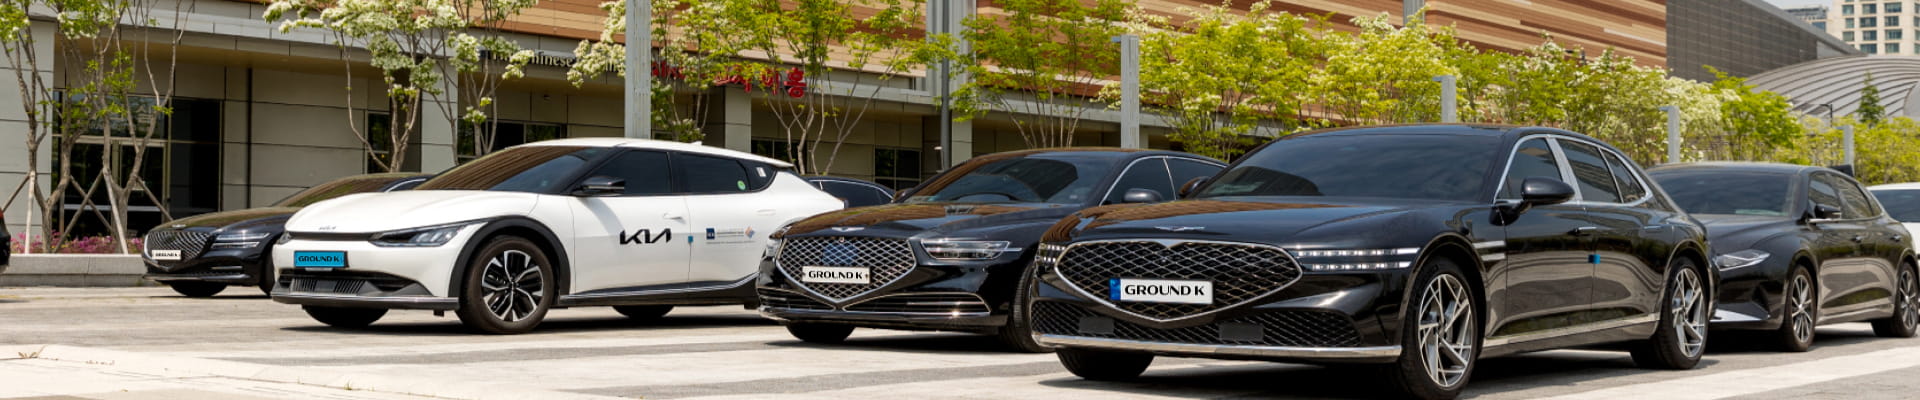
[9,233,143,254]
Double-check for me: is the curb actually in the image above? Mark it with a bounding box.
[0,254,153,287]
[1,344,636,400]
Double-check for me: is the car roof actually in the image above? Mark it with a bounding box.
[520,138,793,168]
[983,147,1225,164]
[1870,182,1920,191]
[1649,162,1822,176]
[1292,124,1520,138]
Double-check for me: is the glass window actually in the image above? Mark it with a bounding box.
[1810,174,1846,216]
[1864,44,1880,54]
[1167,158,1225,195]
[1871,189,1920,222]
[1105,158,1174,204]
[1888,16,1900,26]
[275,174,418,207]
[676,153,753,194]
[458,121,568,164]
[873,148,923,190]
[1844,4,1855,15]
[1557,140,1622,203]
[1892,29,1906,40]
[581,150,674,195]
[1865,17,1880,27]
[1892,43,1905,54]
[818,181,893,208]
[1866,30,1880,40]
[1601,151,1647,202]
[1888,2,1903,12]
[1846,31,1857,41]
[1649,171,1795,216]
[1501,138,1564,200]
[909,153,1112,205]
[1197,134,1501,202]
[1823,173,1882,218]
[1866,4,1877,13]
[751,139,805,165]
[417,146,606,193]
[1847,18,1857,28]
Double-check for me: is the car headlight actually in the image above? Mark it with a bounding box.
[922,240,1015,261]
[369,222,479,247]
[1293,247,1420,272]
[277,233,294,245]
[211,232,273,249]
[1713,249,1769,270]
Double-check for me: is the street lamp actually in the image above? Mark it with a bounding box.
[625,0,652,139]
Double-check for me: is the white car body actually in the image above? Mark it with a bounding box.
[270,138,844,319]
[1869,183,1920,250]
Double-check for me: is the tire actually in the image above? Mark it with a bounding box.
[1771,265,1816,352]
[303,306,387,328]
[168,281,227,298]
[257,266,277,297]
[994,266,1053,353]
[1383,257,1479,400]
[453,236,557,335]
[1057,348,1153,381]
[1632,258,1708,370]
[786,323,855,343]
[614,305,674,321]
[1872,261,1919,338]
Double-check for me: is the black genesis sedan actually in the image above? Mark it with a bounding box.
[143,173,431,297]
[803,176,897,208]
[759,148,1225,351]
[1027,125,1712,399]
[1650,163,1918,352]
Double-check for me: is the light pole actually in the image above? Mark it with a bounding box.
[1115,34,1141,149]
[1433,75,1457,123]
[624,0,652,139]
[1659,105,1681,164]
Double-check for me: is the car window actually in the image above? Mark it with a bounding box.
[1105,158,1174,204]
[275,175,412,207]
[1199,134,1499,202]
[1824,173,1881,218]
[1809,174,1845,216]
[1558,140,1622,203]
[817,181,891,207]
[1500,138,1563,200]
[678,153,753,194]
[418,146,606,193]
[1872,189,1920,223]
[584,150,674,195]
[384,178,427,192]
[1601,151,1647,201]
[1168,158,1224,193]
[909,154,1109,205]
[1649,170,1794,216]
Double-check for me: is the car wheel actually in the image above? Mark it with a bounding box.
[1632,258,1708,369]
[994,266,1054,353]
[1057,348,1152,381]
[454,236,556,335]
[1384,257,1478,400]
[303,306,387,328]
[1872,261,1919,338]
[786,323,855,343]
[257,267,277,297]
[168,282,227,298]
[614,305,674,321]
[1772,266,1816,352]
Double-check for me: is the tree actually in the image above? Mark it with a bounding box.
[1859,72,1885,126]
[570,0,732,143]
[1312,13,1459,125]
[954,0,1129,149]
[1129,2,1330,161]
[444,0,539,158]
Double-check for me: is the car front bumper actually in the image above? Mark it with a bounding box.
[755,252,1025,332]
[268,227,477,308]
[144,247,270,286]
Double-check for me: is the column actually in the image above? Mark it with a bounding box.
[0,21,56,236]
[704,86,753,152]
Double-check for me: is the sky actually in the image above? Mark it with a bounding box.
[1765,0,1831,9]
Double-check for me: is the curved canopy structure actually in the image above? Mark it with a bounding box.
[1748,55,1920,120]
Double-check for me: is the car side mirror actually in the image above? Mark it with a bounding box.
[1810,204,1844,221]
[1520,177,1575,207]
[1178,176,1209,198]
[1121,188,1164,204]
[574,176,626,196]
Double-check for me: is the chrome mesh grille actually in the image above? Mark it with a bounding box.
[145,230,212,263]
[1056,240,1301,320]
[1032,301,1360,348]
[776,237,915,302]
[758,288,832,311]
[845,293,990,314]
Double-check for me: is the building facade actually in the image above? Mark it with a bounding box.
[1788,5,1832,30]
[1667,0,1857,81]
[1829,0,1919,54]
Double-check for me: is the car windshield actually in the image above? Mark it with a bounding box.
[1197,134,1499,202]
[1650,171,1795,216]
[1872,189,1920,222]
[273,174,409,207]
[415,146,606,193]
[906,154,1111,205]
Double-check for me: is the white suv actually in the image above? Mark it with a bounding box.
[271,138,844,334]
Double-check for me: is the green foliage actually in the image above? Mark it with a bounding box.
[955,0,1130,149]
[1859,72,1885,126]
[1129,2,1329,161]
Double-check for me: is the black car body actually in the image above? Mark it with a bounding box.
[758,148,1225,350]
[1028,125,1715,399]
[142,173,430,297]
[803,176,896,208]
[1,214,10,271]
[1650,163,1919,351]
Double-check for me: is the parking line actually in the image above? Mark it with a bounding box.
[1541,345,1920,400]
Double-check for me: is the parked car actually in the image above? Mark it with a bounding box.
[1869,183,1920,250]
[143,173,431,298]
[1,214,10,273]
[1650,163,1918,352]
[803,176,896,208]
[1025,125,1712,399]
[758,148,1226,351]
[271,138,845,334]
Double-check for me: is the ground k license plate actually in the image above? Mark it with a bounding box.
[292,251,348,268]
[1109,278,1213,305]
[800,266,870,284]
[148,250,181,261]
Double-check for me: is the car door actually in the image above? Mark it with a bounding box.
[1492,137,1598,338]
[1558,139,1664,323]
[680,153,781,287]
[1818,172,1901,317]
[566,149,694,294]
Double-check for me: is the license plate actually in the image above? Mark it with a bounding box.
[293,251,348,268]
[1109,278,1213,305]
[149,250,182,261]
[800,266,870,284]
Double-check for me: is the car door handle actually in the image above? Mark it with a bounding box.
[1570,227,1601,237]
[756,209,777,216]
[663,213,685,220]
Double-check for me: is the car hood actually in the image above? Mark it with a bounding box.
[1049,198,1447,246]
[784,202,1082,238]
[286,190,540,233]
[164,207,299,230]
[1692,214,1796,253]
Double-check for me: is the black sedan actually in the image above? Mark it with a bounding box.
[759,148,1225,351]
[1027,125,1712,399]
[1650,163,1918,352]
[1,214,9,271]
[803,176,897,208]
[142,173,430,297]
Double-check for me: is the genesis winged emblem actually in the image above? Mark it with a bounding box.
[1154,226,1205,232]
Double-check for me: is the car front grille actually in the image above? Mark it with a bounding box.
[1054,240,1302,321]
[1031,301,1361,348]
[145,230,213,265]
[288,278,367,295]
[758,288,833,311]
[844,293,990,314]
[776,236,916,302]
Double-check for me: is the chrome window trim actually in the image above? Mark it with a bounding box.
[1493,133,1655,207]
[1052,238,1304,324]
[1034,334,1402,359]
[1813,171,1890,221]
[1099,156,1227,204]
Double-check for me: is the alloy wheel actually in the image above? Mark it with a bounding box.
[1901,269,1919,331]
[482,250,545,322]
[1418,274,1475,388]
[1671,268,1708,358]
[1789,274,1814,344]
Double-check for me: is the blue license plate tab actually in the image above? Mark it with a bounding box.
[293,251,348,268]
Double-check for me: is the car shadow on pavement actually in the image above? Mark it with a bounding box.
[766,332,1032,355]
[1705,327,1881,354]
[277,314,777,336]
[1035,351,1721,399]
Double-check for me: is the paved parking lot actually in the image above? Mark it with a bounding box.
[5,287,1920,399]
